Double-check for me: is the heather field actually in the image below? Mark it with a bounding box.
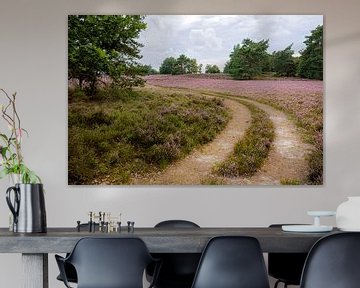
[145,75,322,131]
[68,87,229,184]
[145,75,323,184]
[68,15,323,185]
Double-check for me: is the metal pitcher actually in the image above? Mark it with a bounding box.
[6,183,47,233]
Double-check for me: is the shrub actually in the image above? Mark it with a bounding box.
[68,87,229,184]
[214,100,274,177]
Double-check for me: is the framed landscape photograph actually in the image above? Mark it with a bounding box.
[68,15,323,185]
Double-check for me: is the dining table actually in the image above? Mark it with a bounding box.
[0,226,340,288]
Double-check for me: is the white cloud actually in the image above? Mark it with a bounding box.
[139,15,323,70]
[189,28,222,51]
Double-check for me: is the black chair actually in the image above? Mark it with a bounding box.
[154,220,200,229]
[56,223,99,284]
[56,262,77,284]
[300,232,360,288]
[147,220,201,288]
[268,224,308,288]
[55,237,160,288]
[191,236,270,288]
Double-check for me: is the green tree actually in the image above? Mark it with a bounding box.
[223,61,231,74]
[273,44,296,77]
[160,55,200,75]
[188,58,200,74]
[226,39,269,79]
[68,15,147,94]
[174,54,199,74]
[298,25,323,80]
[159,57,177,74]
[174,54,188,74]
[205,64,221,73]
[140,64,158,75]
[262,53,274,73]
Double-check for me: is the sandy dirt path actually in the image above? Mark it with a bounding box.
[224,97,313,185]
[132,95,251,184]
[131,86,312,185]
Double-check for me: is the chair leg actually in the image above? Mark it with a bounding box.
[274,280,289,288]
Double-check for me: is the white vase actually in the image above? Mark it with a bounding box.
[7,173,22,231]
[9,173,22,185]
[336,197,360,231]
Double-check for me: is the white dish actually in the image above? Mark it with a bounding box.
[338,227,360,232]
[282,225,333,233]
[307,211,336,217]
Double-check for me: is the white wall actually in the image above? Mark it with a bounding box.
[1,0,360,287]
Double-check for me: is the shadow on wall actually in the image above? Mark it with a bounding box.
[327,31,360,46]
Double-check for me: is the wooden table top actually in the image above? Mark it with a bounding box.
[0,227,340,253]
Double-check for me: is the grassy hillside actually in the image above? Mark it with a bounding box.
[146,75,323,185]
[68,87,229,184]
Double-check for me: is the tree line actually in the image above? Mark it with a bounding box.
[68,15,323,93]
[159,55,201,74]
[224,25,323,80]
[160,25,322,80]
[158,57,222,75]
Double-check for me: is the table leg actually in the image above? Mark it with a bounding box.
[22,253,48,288]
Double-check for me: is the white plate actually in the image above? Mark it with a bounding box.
[282,225,333,232]
[338,227,360,232]
[307,211,336,217]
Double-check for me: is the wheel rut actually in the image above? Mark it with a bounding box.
[223,97,313,185]
[131,92,251,184]
[132,87,313,185]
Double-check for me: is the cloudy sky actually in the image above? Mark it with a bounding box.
[138,15,323,70]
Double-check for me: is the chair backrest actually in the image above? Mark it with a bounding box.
[151,220,201,286]
[268,224,308,285]
[191,236,270,288]
[155,220,200,228]
[67,237,154,288]
[300,232,360,288]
